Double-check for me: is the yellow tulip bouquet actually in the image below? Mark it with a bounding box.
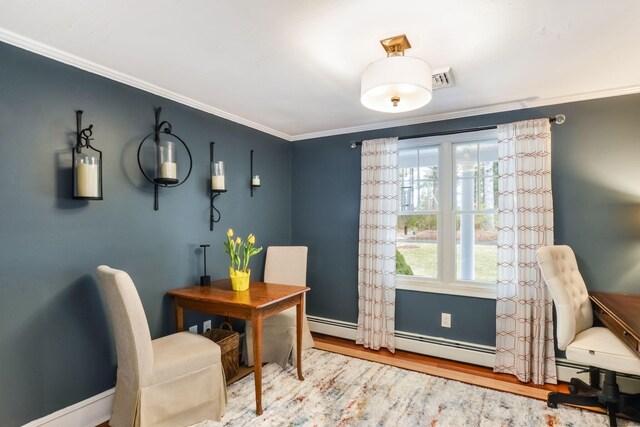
[224,229,262,291]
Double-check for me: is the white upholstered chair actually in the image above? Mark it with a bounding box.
[536,246,640,426]
[97,266,226,427]
[244,246,315,368]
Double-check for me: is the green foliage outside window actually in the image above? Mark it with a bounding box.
[396,250,414,275]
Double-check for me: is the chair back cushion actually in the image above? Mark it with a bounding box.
[264,246,308,286]
[536,246,593,350]
[97,265,154,386]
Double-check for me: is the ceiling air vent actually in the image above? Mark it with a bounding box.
[432,67,454,89]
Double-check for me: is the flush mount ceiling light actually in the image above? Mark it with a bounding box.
[361,34,433,113]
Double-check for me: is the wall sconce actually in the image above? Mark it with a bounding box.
[73,110,103,200]
[137,107,192,210]
[250,149,260,197]
[210,141,227,230]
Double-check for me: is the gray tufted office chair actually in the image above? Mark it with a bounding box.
[536,246,640,426]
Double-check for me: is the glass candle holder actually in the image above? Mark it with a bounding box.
[74,151,102,198]
[212,161,225,190]
[156,139,178,184]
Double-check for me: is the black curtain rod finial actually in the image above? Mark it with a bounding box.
[552,114,566,124]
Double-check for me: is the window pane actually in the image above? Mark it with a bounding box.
[454,142,498,211]
[396,214,438,278]
[418,179,438,210]
[419,147,438,179]
[399,146,439,212]
[455,213,497,283]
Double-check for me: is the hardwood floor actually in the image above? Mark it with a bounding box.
[312,333,568,401]
[96,333,572,426]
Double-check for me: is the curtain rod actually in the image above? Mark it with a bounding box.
[349,114,566,148]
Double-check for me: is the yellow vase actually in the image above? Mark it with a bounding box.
[229,268,250,291]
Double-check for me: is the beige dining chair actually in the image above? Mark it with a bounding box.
[243,246,314,368]
[97,265,226,427]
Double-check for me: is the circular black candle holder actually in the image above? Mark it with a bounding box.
[137,107,192,210]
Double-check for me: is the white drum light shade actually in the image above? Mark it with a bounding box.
[361,55,433,113]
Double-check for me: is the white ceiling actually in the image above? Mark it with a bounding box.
[1,1,639,141]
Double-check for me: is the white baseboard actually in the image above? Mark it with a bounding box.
[22,388,113,427]
[308,315,640,392]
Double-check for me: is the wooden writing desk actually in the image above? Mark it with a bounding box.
[590,292,640,358]
[167,279,309,415]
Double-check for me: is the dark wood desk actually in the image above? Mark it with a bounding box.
[167,279,309,415]
[590,292,640,358]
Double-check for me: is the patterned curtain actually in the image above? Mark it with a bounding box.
[494,119,556,385]
[356,137,398,352]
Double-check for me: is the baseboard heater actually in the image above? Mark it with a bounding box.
[307,315,640,389]
[395,329,495,354]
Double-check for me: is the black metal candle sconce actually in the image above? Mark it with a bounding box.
[210,141,227,230]
[73,110,103,200]
[200,244,211,286]
[137,107,192,211]
[250,149,261,197]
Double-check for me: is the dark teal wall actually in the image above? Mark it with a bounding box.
[292,93,640,346]
[0,42,291,426]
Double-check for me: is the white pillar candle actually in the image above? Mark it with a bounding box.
[76,162,99,197]
[159,161,177,179]
[212,175,225,191]
[252,175,261,186]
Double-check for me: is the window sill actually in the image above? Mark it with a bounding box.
[395,277,497,299]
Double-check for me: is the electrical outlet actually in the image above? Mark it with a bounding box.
[203,320,212,332]
[189,325,198,334]
[441,313,452,328]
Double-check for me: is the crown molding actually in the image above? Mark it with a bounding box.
[0,27,292,141]
[3,27,639,144]
[290,85,640,141]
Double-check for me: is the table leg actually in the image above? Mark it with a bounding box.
[175,302,184,332]
[252,311,263,415]
[296,295,304,381]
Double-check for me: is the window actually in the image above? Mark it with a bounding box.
[395,129,498,298]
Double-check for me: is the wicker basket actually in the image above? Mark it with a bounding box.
[202,322,239,380]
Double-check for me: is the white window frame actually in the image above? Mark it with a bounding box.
[395,129,498,299]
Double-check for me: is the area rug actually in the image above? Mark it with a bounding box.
[194,348,637,426]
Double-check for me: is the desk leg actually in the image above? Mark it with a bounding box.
[175,302,184,332]
[252,311,263,415]
[296,296,304,381]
